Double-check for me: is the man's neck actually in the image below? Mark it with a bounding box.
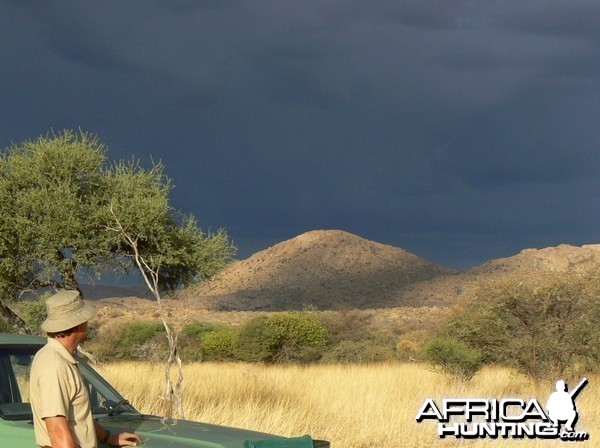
[54,335,79,355]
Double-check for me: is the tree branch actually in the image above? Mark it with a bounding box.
[107,203,185,419]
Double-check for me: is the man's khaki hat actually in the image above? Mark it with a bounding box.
[41,290,96,333]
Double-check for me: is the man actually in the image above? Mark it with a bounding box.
[30,290,142,448]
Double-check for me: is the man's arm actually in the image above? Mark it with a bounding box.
[95,420,142,446]
[45,416,78,448]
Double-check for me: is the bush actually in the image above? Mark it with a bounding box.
[97,321,166,361]
[19,298,48,335]
[0,317,12,333]
[396,340,420,361]
[321,339,398,364]
[319,310,374,343]
[235,312,330,363]
[180,322,238,362]
[235,316,277,362]
[423,337,483,381]
[181,321,226,339]
[201,327,237,361]
[443,272,600,380]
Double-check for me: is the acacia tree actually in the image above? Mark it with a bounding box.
[0,131,234,417]
[0,132,234,364]
[0,132,116,331]
[443,270,600,381]
[104,160,232,418]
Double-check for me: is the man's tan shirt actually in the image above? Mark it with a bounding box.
[30,338,97,448]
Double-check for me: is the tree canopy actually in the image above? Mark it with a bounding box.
[441,270,600,381]
[0,131,235,332]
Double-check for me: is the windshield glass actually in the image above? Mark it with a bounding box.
[0,343,136,421]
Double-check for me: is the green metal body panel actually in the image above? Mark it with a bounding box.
[0,418,37,447]
[0,333,329,448]
[0,333,46,345]
[0,414,284,448]
[98,414,284,447]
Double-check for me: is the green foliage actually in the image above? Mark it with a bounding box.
[181,321,226,339]
[106,160,234,291]
[19,297,48,335]
[0,130,235,331]
[423,336,483,381]
[0,317,12,332]
[443,271,600,380]
[97,321,166,361]
[319,310,403,364]
[234,316,277,362]
[180,321,238,362]
[201,327,237,361]
[321,339,398,364]
[235,312,330,363]
[0,131,111,295]
[319,309,374,344]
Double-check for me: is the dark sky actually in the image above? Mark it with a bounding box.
[1,0,599,270]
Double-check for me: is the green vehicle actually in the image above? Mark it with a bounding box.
[0,334,329,448]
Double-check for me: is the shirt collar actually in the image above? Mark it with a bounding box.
[47,337,78,365]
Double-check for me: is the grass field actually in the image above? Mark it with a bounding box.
[97,362,598,448]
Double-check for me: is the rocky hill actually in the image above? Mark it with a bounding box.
[176,230,455,310]
[88,231,600,337]
[466,244,600,276]
[384,243,600,309]
[174,231,600,312]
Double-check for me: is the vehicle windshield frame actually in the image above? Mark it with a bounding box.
[0,342,138,421]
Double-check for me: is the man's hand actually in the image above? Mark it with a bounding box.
[45,416,78,448]
[96,421,142,446]
[116,431,143,446]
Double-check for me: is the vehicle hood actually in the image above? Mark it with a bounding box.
[98,413,283,448]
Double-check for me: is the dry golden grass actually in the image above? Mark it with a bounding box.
[98,362,598,448]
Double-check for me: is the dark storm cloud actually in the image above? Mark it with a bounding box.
[495,1,600,39]
[1,0,599,268]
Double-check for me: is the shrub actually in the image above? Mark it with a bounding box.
[201,327,237,361]
[19,298,48,335]
[235,316,278,362]
[321,339,398,364]
[443,272,600,380]
[180,322,238,362]
[319,310,374,343]
[181,321,226,339]
[0,317,12,333]
[395,329,430,361]
[396,340,420,361]
[97,321,166,361]
[423,336,483,381]
[235,312,330,363]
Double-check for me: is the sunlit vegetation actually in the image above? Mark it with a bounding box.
[99,362,600,448]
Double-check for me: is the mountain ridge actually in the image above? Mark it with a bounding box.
[173,230,600,311]
[87,230,600,313]
[86,231,600,338]
[177,229,455,310]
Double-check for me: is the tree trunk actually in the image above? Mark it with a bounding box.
[0,299,30,334]
[108,206,185,420]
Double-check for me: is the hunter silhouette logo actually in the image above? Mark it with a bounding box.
[416,378,589,441]
[547,378,587,433]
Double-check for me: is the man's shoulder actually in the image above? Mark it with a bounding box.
[32,341,74,372]
[32,344,55,370]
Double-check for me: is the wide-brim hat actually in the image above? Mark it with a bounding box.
[41,290,96,333]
